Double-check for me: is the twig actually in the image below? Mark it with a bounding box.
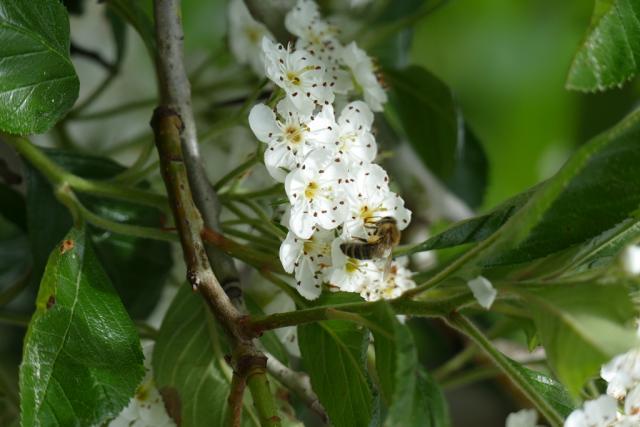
[152,0,243,307]
[70,42,116,71]
[226,373,246,427]
[265,354,328,423]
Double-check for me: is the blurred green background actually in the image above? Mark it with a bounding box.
[411,0,638,209]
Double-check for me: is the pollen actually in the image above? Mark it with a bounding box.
[286,71,302,86]
[345,258,360,273]
[305,181,319,199]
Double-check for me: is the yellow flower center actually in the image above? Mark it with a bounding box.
[286,71,302,86]
[285,125,304,144]
[305,181,319,199]
[345,258,360,273]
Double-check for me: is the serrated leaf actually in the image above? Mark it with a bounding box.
[386,65,457,180]
[567,0,640,92]
[506,359,575,418]
[24,149,172,318]
[153,286,257,427]
[407,108,640,269]
[0,0,79,134]
[19,227,144,426]
[515,282,637,395]
[298,296,373,427]
[368,303,449,427]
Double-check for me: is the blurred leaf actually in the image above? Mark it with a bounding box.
[515,282,637,395]
[0,217,31,297]
[407,108,640,268]
[368,303,450,427]
[24,150,172,318]
[20,227,144,426]
[0,184,26,231]
[153,286,257,427]
[298,294,373,427]
[386,65,457,180]
[62,0,84,15]
[506,359,575,418]
[444,122,489,209]
[567,0,640,92]
[0,0,79,134]
[106,8,128,70]
[106,0,155,56]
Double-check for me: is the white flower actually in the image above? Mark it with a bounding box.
[624,384,640,417]
[377,257,416,300]
[328,238,380,295]
[342,163,411,240]
[467,276,497,309]
[315,101,377,166]
[285,150,347,238]
[249,99,335,181]
[564,395,618,427]
[341,41,387,112]
[227,0,274,75]
[279,228,334,299]
[621,245,640,276]
[505,409,539,427]
[601,348,640,399]
[262,37,334,115]
[108,343,175,427]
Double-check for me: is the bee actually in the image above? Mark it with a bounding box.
[340,216,400,261]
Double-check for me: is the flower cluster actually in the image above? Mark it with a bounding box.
[563,323,640,427]
[237,0,414,300]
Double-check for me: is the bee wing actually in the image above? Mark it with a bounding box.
[382,250,393,280]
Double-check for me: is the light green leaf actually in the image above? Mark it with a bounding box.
[516,282,637,395]
[368,303,449,427]
[386,65,458,180]
[153,286,257,427]
[0,0,79,134]
[298,297,373,427]
[19,227,144,426]
[106,0,155,57]
[24,149,172,318]
[567,0,640,92]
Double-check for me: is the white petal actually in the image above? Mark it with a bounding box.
[622,245,640,276]
[467,276,496,309]
[505,409,537,427]
[625,384,640,416]
[279,232,301,273]
[248,104,279,143]
[289,206,315,239]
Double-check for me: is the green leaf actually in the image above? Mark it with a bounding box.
[19,227,144,426]
[24,150,172,317]
[567,0,640,92]
[368,303,450,427]
[444,124,489,210]
[506,360,575,418]
[407,108,640,268]
[298,296,373,427]
[515,282,637,395]
[106,8,128,70]
[0,0,79,134]
[106,0,155,57]
[0,183,26,231]
[386,65,457,180]
[153,286,257,427]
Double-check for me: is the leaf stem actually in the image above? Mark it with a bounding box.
[3,136,168,212]
[447,313,564,427]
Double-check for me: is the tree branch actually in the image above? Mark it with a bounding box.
[152,0,243,307]
[151,1,280,425]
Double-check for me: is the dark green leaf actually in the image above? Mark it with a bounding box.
[62,0,84,15]
[506,359,575,418]
[368,303,450,427]
[567,0,640,92]
[24,149,172,317]
[0,217,31,296]
[515,282,637,395]
[0,0,79,134]
[444,124,489,209]
[19,227,144,426]
[153,286,257,427]
[386,65,457,180]
[0,183,26,231]
[107,0,156,57]
[298,295,373,427]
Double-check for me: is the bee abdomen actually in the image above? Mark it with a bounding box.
[340,242,376,260]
